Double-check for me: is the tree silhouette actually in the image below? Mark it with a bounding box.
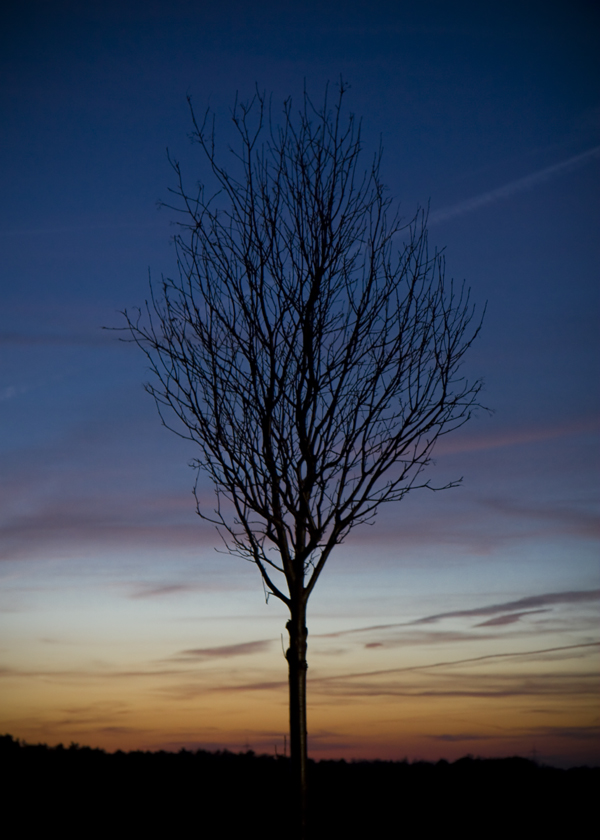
[123,82,484,838]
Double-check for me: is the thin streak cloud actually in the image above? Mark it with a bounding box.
[174,640,274,660]
[474,609,550,627]
[429,725,600,743]
[411,590,600,625]
[130,584,196,599]
[310,642,600,685]
[317,590,600,637]
[435,417,598,455]
[429,145,600,224]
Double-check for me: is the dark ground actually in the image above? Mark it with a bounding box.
[2,734,596,837]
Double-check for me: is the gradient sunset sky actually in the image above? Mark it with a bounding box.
[1,0,598,767]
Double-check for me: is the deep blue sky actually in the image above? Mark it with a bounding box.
[1,1,599,764]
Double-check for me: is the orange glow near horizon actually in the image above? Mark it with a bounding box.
[2,565,598,767]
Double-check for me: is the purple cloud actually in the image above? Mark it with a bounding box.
[411,590,600,626]
[429,733,493,742]
[316,590,600,639]
[175,640,274,660]
[309,642,600,689]
[435,416,599,456]
[130,584,197,599]
[474,609,551,627]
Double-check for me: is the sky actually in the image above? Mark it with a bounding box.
[1,0,598,768]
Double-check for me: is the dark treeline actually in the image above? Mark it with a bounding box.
[2,734,596,836]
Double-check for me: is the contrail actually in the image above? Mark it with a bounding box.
[429,145,600,224]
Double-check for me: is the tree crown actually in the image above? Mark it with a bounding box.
[124,83,484,607]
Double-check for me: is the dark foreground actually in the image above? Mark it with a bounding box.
[2,734,597,837]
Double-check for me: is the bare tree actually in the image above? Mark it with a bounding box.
[123,82,483,838]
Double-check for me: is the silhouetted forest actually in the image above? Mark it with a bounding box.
[2,734,596,837]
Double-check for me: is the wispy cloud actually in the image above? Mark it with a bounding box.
[2,643,597,688]
[474,609,550,627]
[311,643,600,685]
[174,640,274,661]
[428,724,600,743]
[411,590,600,626]
[481,499,600,540]
[317,590,600,638]
[534,725,600,742]
[130,584,198,599]
[310,671,598,700]
[157,679,288,700]
[435,417,598,455]
[429,732,494,742]
[429,145,600,224]
[0,493,208,562]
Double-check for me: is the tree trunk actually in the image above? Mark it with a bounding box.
[286,604,308,839]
